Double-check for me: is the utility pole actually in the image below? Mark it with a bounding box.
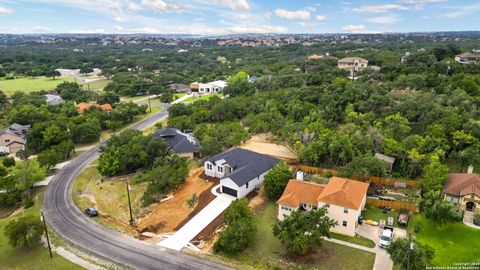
[148,97,152,113]
[40,210,53,259]
[126,180,134,225]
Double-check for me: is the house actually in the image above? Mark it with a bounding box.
[443,169,480,213]
[77,102,112,114]
[455,53,480,64]
[189,80,227,94]
[247,75,263,84]
[169,83,190,93]
[277,177,369,236]
[45,94,64,105]
[307,54,337,60]
[0,123,31,155]
[204,148,280,198]
[153,128,200,159]
[401,52,411,63]
[338,57,368,70]
[374,153,395,173]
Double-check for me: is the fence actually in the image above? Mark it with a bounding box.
[297,165,418,188]
[366,198,418,213]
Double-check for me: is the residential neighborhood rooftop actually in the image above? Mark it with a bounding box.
[443,173,480,197]
[153,128,200,154]
[207,148,280,187]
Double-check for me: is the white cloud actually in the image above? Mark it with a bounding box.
[421,16,429,19]
[114,16,124,22]
[367,14,401,24]
[342,24,365,33]
[140,0,184,13]
[353,4,409,13]
[128,2,142,12]
[211,0,250,11]
[227,24,288,34]
[441,3,480,18]
[0,6,13,14]
[133,27,161,34]
[114,25,124,31]
[263,11,272,19]
[399,0,445,3]
[274,9,310,20]
[315,15,326,22]
[32,26,52,33]
[231,13,252,20]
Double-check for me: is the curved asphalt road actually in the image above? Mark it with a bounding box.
[43,104,232,270]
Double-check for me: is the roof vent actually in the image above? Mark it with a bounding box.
[468,165,474,174]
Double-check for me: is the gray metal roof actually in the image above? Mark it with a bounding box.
[1,123,31,138]
[207,148,280,187]
[153,128,200,154]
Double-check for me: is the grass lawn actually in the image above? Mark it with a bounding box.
[414,215,480,266]
[173,93,186,100]
[81,79,111,90]
[0,188,84,270]
[182,93,222,103]
[121,95,152,102]
[362,205,417,231]
[72,167,147,232]
[220,202,375,269]
[0,76,75,96]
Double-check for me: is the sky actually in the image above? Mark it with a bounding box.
[0,0,479,35]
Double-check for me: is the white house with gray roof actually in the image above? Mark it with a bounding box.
[153,128,200,159]
[204,148,280,198]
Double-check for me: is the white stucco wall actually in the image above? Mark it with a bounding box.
[220,170,268,198]
[318,202,360,237]
[204,161,227,178]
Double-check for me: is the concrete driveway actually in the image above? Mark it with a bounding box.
[159,185,234,251]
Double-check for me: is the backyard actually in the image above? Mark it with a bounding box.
[182,93,223,103]
[362,205,417,231]
[0,188,84,270]
[414,215,480,266]
[217,201,376,270]
[0,76,75,96]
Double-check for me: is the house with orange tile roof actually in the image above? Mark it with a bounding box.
[277,177,369,236]
[77,102,113,114]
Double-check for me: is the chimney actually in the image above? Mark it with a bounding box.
[467,165,474,174]
[296,171,304,181]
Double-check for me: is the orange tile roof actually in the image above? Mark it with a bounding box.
[317,177,369,209]
[277,180,325,207]
[77,102,112,114]
[277,177,369,210]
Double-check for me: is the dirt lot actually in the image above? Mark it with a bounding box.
[240,134,298,164]
[136,168,216,234]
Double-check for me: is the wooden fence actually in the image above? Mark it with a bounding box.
[366,198,417,213]
[297,165,418,188]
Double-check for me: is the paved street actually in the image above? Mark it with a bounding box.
[42,104,232,270]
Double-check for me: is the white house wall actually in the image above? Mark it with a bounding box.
[318,202,360,237]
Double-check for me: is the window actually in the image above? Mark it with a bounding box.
[206,164,212,170]
[281,205,291,211]
[344,208,349,214]
[246,182,249,189]
[325,203,330,208]
[5,139,10,143]
[218,166,223,173]
[342,221,347,227]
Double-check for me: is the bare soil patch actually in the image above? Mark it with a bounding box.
[240,134,298,164]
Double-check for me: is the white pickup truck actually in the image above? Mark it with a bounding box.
[379,226,394,248]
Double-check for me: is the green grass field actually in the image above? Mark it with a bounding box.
[0,188,85,270]
[182,93,222,103]
[414,215,480,266]
[362,205,417,231]
[329,232,376,248]
[0,77,75,96]
[221,202,375,269]
[81,79,112,90]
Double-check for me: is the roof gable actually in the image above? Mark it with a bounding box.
[443,173,480,197]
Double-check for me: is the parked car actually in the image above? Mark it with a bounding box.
[397,209,409,226]
[379,226,394,248]
[85,207,98,217]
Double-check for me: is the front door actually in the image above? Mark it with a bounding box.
[466,201,475,211]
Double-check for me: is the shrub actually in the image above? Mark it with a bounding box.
[474,214,480,226]
[186,193,199,208]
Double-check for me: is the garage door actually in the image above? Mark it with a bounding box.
[222,186,237,197]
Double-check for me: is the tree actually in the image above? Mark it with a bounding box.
[263,162,293,200]
[342,155,387,177]
[80,66,94,76]
[420,160,449,193]
[386,238,435,270]
[46,70,61,79]
[159,92,173,103]
[11,160,46,207]
[273,207,337,256]
[213,198,256,254]
[419,190,460,223]
[223,71,254,97]
[2,157,15,167]
[4,215,43,248]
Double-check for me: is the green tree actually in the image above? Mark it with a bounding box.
[342,155,387,177]
[213,198,256,254]
[224,71,254,97]
[11,160,46,207]
[160,93,173,103]
[273,207,337,256]
[263,162,293,200]
[419,190,459,223]
[386,238,435,270]
[4,215,43,248]
[420,160,449,193]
